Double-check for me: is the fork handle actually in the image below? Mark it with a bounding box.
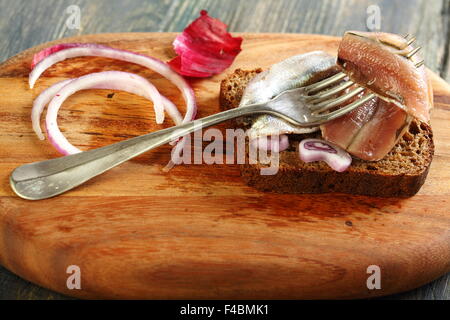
[10,104,267,200]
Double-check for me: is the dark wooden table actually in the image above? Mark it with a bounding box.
[0,0,448,300]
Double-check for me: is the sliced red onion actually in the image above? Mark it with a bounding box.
[161,96,183,125]
[164,137,187,171]
[44,71,175,155]
[162,95,185,148]
[31,43,107,68]
[30,43,196,167]
[32,74,168,141]
[29,43,197,125]
[250,135,289,152]
[299,138,352,172]
[32,79,72,140]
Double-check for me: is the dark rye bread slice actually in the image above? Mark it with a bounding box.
[219,69,434,197]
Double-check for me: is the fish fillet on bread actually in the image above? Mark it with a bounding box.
[219,32,434,197]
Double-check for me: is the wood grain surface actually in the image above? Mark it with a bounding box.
[0,0,449,300]
[0,32,449,299]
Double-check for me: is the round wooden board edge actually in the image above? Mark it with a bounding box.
[0,32,449,300]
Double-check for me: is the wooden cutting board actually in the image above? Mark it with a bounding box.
[0,33,449,299]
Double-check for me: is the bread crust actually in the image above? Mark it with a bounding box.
[220,69,434,197]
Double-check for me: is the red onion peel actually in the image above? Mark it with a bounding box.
[168,10,243,77]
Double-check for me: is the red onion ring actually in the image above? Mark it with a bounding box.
[32,79,72,140]
[161,96,183,125]
[30,43,196,167]
[29,43,197,124]
[31,43,100,68]
[164,138,187,171]
[32,74,174,141]
[44,71,180,155]
[299,138,352,172]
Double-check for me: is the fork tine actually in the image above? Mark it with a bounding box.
[306,80,354,102]
[314,93,376,124]
[403,33,410,39]
[303,72,346,94]
[406,37,416,46]
[415,60,425,68]
[310,86,365,113]
[405,46,421,59]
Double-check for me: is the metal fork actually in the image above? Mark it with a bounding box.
[10,35,423,200]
